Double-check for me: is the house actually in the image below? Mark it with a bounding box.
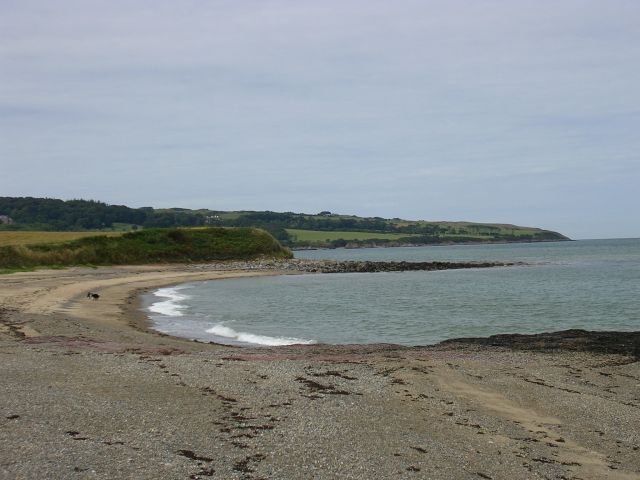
[0,215,14,225]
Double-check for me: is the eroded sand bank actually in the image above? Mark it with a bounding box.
[1,265,639,479]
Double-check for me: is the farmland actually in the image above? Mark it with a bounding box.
[286,229,417,242]
[0,231,123,247]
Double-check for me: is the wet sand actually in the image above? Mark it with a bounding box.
[1,264,639,479]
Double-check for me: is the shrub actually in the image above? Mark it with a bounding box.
[0,227,292,269]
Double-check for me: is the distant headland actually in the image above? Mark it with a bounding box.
[0,196,569,250]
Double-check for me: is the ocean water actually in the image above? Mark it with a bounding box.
[144,239,640,347]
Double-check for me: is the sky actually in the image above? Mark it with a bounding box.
[1,0,639,239]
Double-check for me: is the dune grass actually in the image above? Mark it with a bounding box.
[0,227,292,270]
[0,231,123,247]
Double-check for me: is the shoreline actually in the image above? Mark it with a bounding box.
[3,260,637,354]
[123,271,304,349]
[94,258,516,349]
[291,238,573,251]
[136,277,640,354]
[1,264,639,479]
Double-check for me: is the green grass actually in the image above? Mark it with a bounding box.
[0,227,292,269]
[401,220,547,235]
[286,229,418,242]
[0,231,123,247]
[216,212,244,221]
[438,234,491,239]
[110,223,140,231]
[286,224,566,248]
[0,267,36,274]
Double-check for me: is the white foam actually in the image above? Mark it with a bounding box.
[206,324,314,346]
[148,286,192,317]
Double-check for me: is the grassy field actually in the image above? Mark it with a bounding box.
[286,229,417,242]
[425,221,545,235]
[390,220,545,235]
[0,228,292,270]
[0,231,123,247]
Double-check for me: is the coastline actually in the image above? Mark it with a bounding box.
[123,271,297,347]
[1,264,639,479]
[291,238,573,251]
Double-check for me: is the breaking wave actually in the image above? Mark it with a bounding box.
[148,286,192,317]
[206,324,314,346]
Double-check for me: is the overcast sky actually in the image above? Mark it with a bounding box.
[1,1,639,239]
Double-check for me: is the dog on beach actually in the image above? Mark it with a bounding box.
[87,292,100,300]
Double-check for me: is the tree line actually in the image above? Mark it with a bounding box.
[0,197,567,245]
[0,197,206,231]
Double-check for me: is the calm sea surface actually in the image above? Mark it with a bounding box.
[145,239,640,346]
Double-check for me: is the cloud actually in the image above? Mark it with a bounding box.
[1,0,639,238]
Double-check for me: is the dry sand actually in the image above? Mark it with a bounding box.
[1,264,639,479]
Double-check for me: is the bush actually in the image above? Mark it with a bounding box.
[0,227,292,269]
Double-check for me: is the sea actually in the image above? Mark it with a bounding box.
[144,238,640,347]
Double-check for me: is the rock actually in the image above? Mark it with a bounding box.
[189,259,515,274]
[441,329,640,357]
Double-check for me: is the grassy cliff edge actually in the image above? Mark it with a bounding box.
[0,227,292,269]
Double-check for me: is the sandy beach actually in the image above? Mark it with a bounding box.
[1,264,639,479]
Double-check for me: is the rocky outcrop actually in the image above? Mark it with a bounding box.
[191,258,516,273]
[440,329,640,357]
[297,260,515,273]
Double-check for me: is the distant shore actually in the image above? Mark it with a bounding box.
[1,263,638,479]
[291,237,573,251]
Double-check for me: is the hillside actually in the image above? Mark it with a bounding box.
[200,211,569,247]
[0,228,292,270]
[0,197,570,248]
